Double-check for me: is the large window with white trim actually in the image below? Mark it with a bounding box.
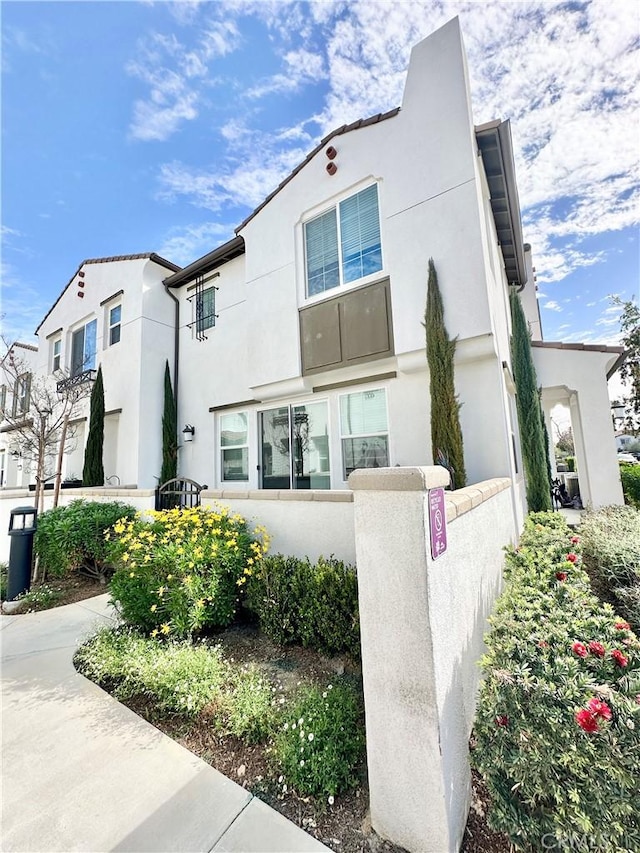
[304,184,382,297]
[219,412,249,481]
[340,388,389,479]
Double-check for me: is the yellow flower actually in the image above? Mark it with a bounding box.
[129,572,135,578]
[122,553,130,563]
[160,623,171,635]
[167,574,173,581]
[247,558,254,566]
[196,598,205,608]
[151,629,158,638]
[150,604,157,612]
[144,554,151,562]
[158,586,165,596]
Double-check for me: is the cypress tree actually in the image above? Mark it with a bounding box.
[160,360,178,484]
[82,365,105,486]
[424,258,467,490]
[509,289,552,511]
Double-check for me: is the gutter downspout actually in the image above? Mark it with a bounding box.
[163,283,180,412]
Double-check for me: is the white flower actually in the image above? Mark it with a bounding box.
[283,784,288,793]
[299,759,305,767]
[279,697,285,704]
[278,775,284,783]
[300,731,305,739]
[308,733,314,741]
[298,718,304,725]
[328,795,334,805]
[292,723,296,729]
[284,723,289,730]
[322,691,327,698]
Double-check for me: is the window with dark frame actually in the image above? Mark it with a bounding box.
[71,319,97,377]
[52,338,61,372]
[196,287,216,336]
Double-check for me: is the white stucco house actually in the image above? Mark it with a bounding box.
[0,254,180,489]
[0,18,625,513]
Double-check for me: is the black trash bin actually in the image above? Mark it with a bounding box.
[7,506,38,601]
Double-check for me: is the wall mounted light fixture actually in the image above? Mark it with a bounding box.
[182,424,195,442]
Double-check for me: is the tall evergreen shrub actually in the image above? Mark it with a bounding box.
[160,360,177,484]
[509,289,551,511]
[424,258,466,489]
[82,365,104,486]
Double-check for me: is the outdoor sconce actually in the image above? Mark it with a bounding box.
[182,424,195,442]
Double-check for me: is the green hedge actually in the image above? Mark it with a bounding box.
[472,512,640,851]
[620,464,640,509]
[580,505,640,632]
[35,500,137,582]
[244,554,360,658]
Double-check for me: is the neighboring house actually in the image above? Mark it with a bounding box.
[26,253,179,488]
[0,342,40,488]
[1,18,624,512]
[616,434,636,451]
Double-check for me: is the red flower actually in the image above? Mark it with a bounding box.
[615,621,631,631]
[495,715,509,727]
[586,697,612,720]
[571,536,580,545]
[566,553,578,563]
[572,641,588,658]
[538,640,549,648]
[588,641,606,658]
[556,572,567,581]
[611,649,628,668]
[575,709,599,733]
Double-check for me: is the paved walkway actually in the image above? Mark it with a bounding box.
[1,595,329,852]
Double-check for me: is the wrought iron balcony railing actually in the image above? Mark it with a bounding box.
[57,369,97,394]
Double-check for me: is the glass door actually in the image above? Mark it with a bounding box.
[260,402,330,490]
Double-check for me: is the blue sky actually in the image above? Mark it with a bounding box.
[2,0,639,375]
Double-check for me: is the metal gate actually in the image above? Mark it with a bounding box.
[154,478,205,511]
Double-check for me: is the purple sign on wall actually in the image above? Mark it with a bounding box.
[428,487,447,560]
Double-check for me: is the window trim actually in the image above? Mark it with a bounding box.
[303,182,383,301]
[218,411,250,483]
[70,318,97,377]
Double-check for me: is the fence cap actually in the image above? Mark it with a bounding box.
[348,466,450,492]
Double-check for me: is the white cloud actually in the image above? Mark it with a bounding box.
[544,300,562,312]
[158,221,237,266]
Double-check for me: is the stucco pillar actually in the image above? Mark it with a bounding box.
[349,466,455,853]
[568,392,592,507]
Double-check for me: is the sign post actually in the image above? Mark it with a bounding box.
[428,487,447,560]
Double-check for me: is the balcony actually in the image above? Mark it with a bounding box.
[57,369,96,394]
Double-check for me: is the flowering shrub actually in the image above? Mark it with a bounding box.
[579,505,640,631]
[472,512,640,852]
[272,680,365,798]
[245,554,360,657]
[107,506,269,638]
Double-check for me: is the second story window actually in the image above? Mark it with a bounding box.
[0,384,6,416]
[71,319,97,377]
[52,338,62,372]
[109,305,121,346]
[305,183,383,298]
[13,373,31,418]
[196,287,216,336]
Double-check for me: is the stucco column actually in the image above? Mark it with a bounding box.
[349,466,453,853]
[568,392,592,507]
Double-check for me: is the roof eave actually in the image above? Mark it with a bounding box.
[475,119,527,289]
[163,236,246,288]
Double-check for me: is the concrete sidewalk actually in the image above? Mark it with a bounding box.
[1,595,329,853]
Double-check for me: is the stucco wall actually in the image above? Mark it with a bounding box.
[349,467,516,853]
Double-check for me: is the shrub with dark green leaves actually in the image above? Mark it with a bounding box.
[472,512,640,852]
[620,464,640,509]
[272,680,365,799]
[35,500,136,582]
[107,506,269,639]
[245,554,360,657]
[580,504,640,631]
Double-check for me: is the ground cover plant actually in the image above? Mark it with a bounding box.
[107,506,270,638]
[35,499,136,582]
[74,626,365,801]
[579,504,640,632]
[472,512,640,852]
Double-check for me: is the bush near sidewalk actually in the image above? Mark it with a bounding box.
[35,500,136,582]
[579,505,640,632]
[620,464,640,509]
[244,554,360,658]
[107,506,270,639]
[472,512,640,852]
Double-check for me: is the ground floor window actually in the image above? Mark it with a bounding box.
[259,401,330,490]
[340,388,389,478]
[220,412,249,481]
